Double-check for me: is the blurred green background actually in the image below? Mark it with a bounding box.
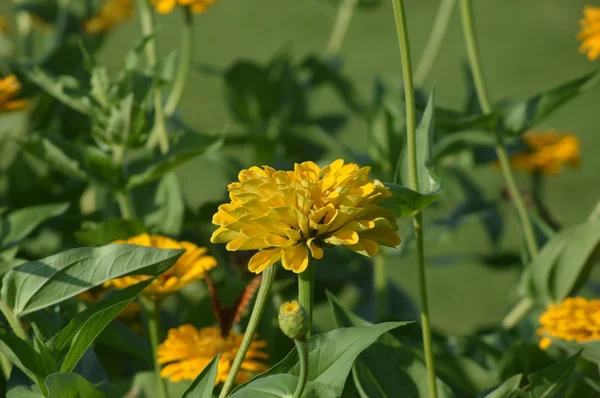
[99,0,599,334]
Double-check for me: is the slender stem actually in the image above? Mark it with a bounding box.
[112,146,136,219]
[219,265,277,398]
[292,339,308,398]
[164,8,193,117]
[15,11,33,61]
[501,297,533,329]
[141,298,168,398]
[325,0,358,55]
[588,197,600,223]
[0,300,28,341]
[374,253,387,322]
[414,0,456,86]
[298,259,315,337]
[391,2,438,397]
[136,0,169,154]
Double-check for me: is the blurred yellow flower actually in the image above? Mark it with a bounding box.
[158,325,268,384]
[211,159,401,274]
[85,0,133,34]
[578,6,600,61]
[151,0,218,15]
[509,131,580,175]
[0,75,28,114]
[0,16,8,34]
[537,297,600,350]
[104,233,217,298]
[77,287,141,319]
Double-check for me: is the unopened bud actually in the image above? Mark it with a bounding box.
[278,300,308,341]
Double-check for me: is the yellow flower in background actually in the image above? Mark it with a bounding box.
[104,233,217,298]
[158,325,268,384]
[151,0,218,15]
[0,75,28,114]
[0,16,8,34]
[537,297,600,350]
[77,287,141,319]
[578,6,600,61]
[211,159,401,274]
[85,0,133,34]
[509,131,580,175]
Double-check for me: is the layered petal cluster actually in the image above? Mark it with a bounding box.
[211,159,401,274]
[84,0,133,34]
[158,325,268,384]
[105,233,217,298]
[151,0,218,15]
[509,131,580,175]
[537,297,600,350]
[0,75,28,114]
[578,6,600,61]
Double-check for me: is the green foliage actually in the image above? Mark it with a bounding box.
[45,373,104,398]
[180,355,219,398]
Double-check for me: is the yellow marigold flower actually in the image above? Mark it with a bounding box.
[151,0,218,15]
[77,287,141,319]
[0,75,28,114]
[537,297,600,349]
[158,325,268,384]
[509,131,580,175]
[578,6,600,61]
[84,0,133,34]
[104,233,217,298]
[211,159,401,274]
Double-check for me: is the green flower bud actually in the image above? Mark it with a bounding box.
[278,300,308,341]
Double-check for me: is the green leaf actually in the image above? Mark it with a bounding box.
[45,373,104,398]
[433,129,498,159]
[483,374,522,398]
[500,70,599,135]
[0,328,44,382]
[34,337,58,377]
[180,354,219,398]
[236,322,407,395]
[380,183,440,218]
[75,218,147,246]
[230,374,338,398]
[126,131,223,189]
[144,173,184,236]
[1,244,183,317]
[96,321,151,363]
[523,352,580,397]
[49,279,153,372]
[25,68,93,115]
[327,292,453,398]
[20,134,88,181]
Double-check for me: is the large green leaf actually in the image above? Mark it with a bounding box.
[522,352,580,397]
[483,374,522,398]
[1,244,183,317]
[327,292,453,398]
[0,328,44,383]
[236,322,407,395]
[45,373,104,398]
[180,355,219,398]
[230,374,338,398]
[144,173,184,236]
[25,68,93,115]
[380,183,441,218]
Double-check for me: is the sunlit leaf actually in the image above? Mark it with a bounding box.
[180,355,219,398]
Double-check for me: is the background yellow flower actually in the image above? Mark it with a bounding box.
[0,75,28,114]
[578,6,600,60]
[211,159,401,274]
[151,0,218,15]
[537,297,600,349]
[85,0,133,34]
[508,131,580,175]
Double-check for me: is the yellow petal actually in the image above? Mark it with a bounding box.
[307,238,323,259]
[248,249,282,273]
[210,227,241,244]
[281,244,309,273]
[323,229,359,246]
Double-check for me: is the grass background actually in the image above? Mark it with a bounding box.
[97,0,599,335]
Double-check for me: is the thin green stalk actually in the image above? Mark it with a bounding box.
[374,253,387,322]
[391,1,437,397]
[0,300,28,341]
[414,0,456,86]
[325,0,358,55]
[292,339,308,398]
[137,0,169,154]
[298,259,315,337]
[112,146,136,219]
[15,11,33,61]
[141,298,168,398]
[219,265,277,398]
[164,8,193,117]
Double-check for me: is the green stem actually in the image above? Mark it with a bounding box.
[501,296,533,329]
[136,0,169,154]
[219,265,277,398]
[391,1,438,397]
[164,8,193,117]
[112,146,136,219]
[325,0,358,55]
[298,259,315,337]
[141,298,168,398]
[588,197,600,223]
[374,253,387,322]
[0,300,28,341]
[292,339,308,398]
[15,11,33,61]
[414,0,456,86]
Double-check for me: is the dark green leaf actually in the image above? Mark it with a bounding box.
[34,337,58,377]
[380,183,440,218]
[523,352,580,397]
[180,354,219,398]
[483,374,522,398]
[144,173,184,236]
[224,61,276,124]
[24,68,93,115]
[433,130,498,159]
[45,373,104,398]
[0,328,44,382]
[75,218,147,246]
[20,134,88,181]
[230,374,338,398]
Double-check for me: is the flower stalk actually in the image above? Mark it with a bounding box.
[141,297,169,398]
[391,1,438,397]
[374,253,387,321]
[325,0,358,55]
[219,265,277,398]
[165,7,194,117]
[292,339,308,398]
[112,146,136,219]
[298,258,315,336]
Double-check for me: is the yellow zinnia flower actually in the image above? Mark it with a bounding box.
[151,0,218,15]
[158,325,268,384]
[0,75,28,114]
[537,297,600,350]
[84,0,133,34]
[211,159,401,274]
[508,131,580,175]
[104,233,217,298]
[578,6,600,61]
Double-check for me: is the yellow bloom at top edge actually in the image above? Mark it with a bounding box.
[104,233,217,298]
[84,0,133,34]
[0,75,28,114]
[508,131,580,175]
[210,159,401,274]
[537,297,600,349]
[151,0,218,15]
[158,325,268,384]
[578,6,600,61]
